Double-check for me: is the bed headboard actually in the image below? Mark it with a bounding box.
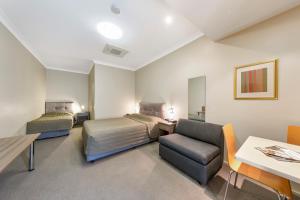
[45,102,74,114]
[139,102,165,119]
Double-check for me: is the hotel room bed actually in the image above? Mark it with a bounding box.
[82,103,166,161]
[27,102,74,139]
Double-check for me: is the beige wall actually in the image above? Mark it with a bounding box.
[136,6,300,194]
[88,66,95,119]
[0,22,46,138]
[93,64,135,119]
[136,6,300,145]
[46,69,88,113]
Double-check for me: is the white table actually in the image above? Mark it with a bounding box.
[236,136,300,184]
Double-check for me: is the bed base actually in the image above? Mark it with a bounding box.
[38,130,70,140]
[85,139,155,162]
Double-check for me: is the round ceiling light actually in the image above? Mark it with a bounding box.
[97,22,123,40]
[165,16,173,25]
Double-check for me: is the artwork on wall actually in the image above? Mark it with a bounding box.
[234,59,278,100]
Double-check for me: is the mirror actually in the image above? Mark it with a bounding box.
[188,76,206,122]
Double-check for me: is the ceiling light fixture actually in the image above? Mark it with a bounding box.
[165,16,173,25]
[97,22,123,40]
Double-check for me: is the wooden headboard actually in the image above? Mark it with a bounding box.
[45,102,74,114]
[139,102,165,119]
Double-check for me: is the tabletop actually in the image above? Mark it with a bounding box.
[236,136,300,184]
[0,134,40,173]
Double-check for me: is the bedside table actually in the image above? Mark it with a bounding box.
[75,112,90,126]
[158,122,176,135]
[165,119,177,124]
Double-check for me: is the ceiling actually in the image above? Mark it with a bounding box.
[0,0,202,73]
[164,0,300,40]
[0,0,299,74]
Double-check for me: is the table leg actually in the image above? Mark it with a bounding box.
[28,142,35,171]
[234,173,238,188]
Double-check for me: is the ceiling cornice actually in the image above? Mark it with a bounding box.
[46,66,92,75]
[93,60,135,71]
[0,7,47,68]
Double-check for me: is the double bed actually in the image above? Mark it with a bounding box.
[82,103,167,161]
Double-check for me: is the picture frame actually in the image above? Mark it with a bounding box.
[234,59,278,100]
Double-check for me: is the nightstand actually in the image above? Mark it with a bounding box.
[75,112,90,126]
[158,122,176,135]
[165,119,177,124]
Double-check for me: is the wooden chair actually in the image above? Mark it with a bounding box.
[287,125,300,146]
[222,124,293,200]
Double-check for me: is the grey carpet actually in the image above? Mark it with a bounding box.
[0,128,297,200]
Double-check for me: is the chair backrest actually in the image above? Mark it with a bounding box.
[287,125,300,146]
[222,124,237,169]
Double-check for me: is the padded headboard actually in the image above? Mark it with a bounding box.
[139,102,165,119]
[45,102,74,114]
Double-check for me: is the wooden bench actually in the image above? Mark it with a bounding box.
[0,133,40,173]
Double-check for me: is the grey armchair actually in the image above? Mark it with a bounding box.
[159,119,224,184]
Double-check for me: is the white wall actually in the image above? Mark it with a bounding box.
[0,22,46,138]
[136,6,300,193]
[46,69,88,113]
[93,64,135,119]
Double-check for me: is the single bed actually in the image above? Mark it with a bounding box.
[27,102,74,139]
[82,102,167,161]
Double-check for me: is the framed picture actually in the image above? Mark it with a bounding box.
[234,59,278,100]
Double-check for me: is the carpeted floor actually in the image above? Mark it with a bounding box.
[0,128,297,200]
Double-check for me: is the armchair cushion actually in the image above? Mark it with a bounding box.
[159,133,220,165]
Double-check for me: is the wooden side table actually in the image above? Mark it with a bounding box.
[158,122,176,135]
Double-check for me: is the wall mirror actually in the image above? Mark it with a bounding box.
[188,76,206,122]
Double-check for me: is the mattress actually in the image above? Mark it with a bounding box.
[27,112,74,134]
[82,113,165,160]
